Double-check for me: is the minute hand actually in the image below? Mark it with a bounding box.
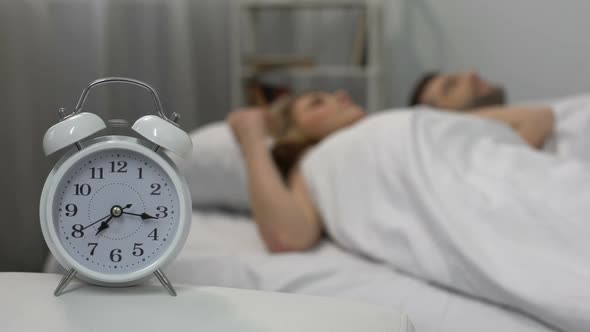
[122,211,158,220]
[82,214,111,230]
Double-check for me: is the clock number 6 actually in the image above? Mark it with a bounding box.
[110,249,122,262]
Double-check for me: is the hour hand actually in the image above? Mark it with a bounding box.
[122,211,158,220]
[95,216,113,236]
[139,212,157,220]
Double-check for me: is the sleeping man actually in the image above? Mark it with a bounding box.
[227,89,590,332]
[408,70,507,110]
[409,70,590,160]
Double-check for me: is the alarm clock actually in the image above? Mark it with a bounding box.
[40,78,192,296]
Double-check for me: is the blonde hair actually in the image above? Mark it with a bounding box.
[267,93,318,181]
[267,94,299,139]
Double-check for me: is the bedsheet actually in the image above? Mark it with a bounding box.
[54,210,560,332]
[173,211,560,332]
[44,210,557,332]
[44,210,558,332]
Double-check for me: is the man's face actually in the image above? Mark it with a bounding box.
[420,71,506,111]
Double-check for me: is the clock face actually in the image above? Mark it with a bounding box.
[51,148,180,275]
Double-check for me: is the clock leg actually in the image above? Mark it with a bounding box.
[54,268,77,297]
[154,269,177,296]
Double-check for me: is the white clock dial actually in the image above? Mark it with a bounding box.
[52,148,180,275]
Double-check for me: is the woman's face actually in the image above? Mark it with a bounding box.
[291,91,366,140]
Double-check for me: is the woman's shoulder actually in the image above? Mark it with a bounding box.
[345,109,418,136]
[365,108,416,121]
[337,109,416,134]
[302,109,416,159]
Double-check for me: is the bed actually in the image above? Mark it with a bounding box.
[46,95,590,331]
[161,210,557,332]
[44,208,556,332]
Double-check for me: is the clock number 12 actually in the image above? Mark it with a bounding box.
[110,161,128,173]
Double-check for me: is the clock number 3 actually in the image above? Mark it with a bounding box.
[155,206,168,218]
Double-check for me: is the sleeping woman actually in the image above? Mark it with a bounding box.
[227,91,589,332]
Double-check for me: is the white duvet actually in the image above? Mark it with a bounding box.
[301,104,590,332]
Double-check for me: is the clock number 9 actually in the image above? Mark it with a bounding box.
[71,224,84,238]
[65,204,78,217]
[110,249,122,262]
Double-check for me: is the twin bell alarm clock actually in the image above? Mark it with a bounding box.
[40,78,192,296]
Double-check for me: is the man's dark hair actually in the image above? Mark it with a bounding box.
[408,72,439,106]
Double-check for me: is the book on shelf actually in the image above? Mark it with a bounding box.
[244,54,314,72]
[351,10,367,66]
[243,54,314,107]
[245,79,291,107]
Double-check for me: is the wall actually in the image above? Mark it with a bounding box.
[383,0,590,107]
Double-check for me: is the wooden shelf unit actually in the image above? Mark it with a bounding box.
[230,0,383,112]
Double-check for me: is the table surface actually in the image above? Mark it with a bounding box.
[0,272,414,332]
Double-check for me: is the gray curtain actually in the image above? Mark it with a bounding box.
[0,0,233,271]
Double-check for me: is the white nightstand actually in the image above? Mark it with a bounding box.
[0,273,414,332]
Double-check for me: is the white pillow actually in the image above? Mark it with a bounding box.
[181,122,251,212]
